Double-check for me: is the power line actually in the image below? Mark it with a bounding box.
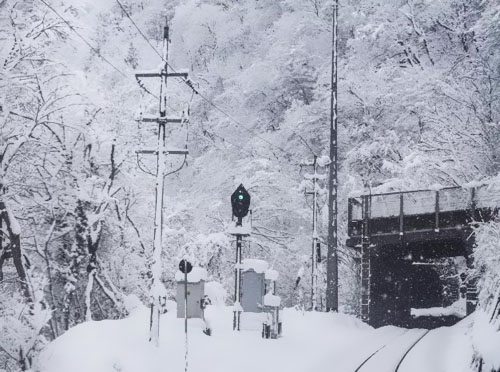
[115,0,294,159]
[37,0,260,163]
[38,0,127,78]
[39,0,295,165]
[115,0,291,160]
[115,0,164,61]
[37,0,160,100]
[194,89,292,158]
[198,128,257,159]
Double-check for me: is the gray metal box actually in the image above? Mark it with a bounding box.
[176,280,205,319]
[241,269,266,313]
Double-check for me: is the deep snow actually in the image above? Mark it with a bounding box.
[35,303,477,372]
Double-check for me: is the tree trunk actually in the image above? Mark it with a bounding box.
[0,212,3,281]
[0,200,31,301]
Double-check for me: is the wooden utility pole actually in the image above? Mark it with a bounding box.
[326,0,339,312]
[135,24,189,346]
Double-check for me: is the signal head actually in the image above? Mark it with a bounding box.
[231,184,251,219]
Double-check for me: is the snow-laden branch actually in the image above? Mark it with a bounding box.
[94,273,123,311]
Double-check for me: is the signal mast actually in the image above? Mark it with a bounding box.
[229,184,251,330]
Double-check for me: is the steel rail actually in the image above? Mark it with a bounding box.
[353,329,431,372]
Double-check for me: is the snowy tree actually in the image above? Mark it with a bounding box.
[471,211,500,371]
[0,0,499,368]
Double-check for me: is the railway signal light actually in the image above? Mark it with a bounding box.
[231,184,251,219]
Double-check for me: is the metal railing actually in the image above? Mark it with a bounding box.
[348,184,500,237]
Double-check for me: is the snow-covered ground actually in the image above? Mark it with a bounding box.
[35,302,476,372]
[399,319,474,372]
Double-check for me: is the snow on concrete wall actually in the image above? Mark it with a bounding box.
[263,293,281,307]
[265,269,279,281]
[175,267,207,283]
[239,259,268,274]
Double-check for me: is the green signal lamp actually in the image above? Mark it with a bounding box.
[231,184,251,220]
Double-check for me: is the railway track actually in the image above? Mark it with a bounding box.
[354,329,431,372]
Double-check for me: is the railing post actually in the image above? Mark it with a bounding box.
[435,190,440,232]
[469,187,476,222]
[347,198,352,236]
[466,187,478,315]
[399,193,404,236]
[465,250,478,315]
[399,193,405,254]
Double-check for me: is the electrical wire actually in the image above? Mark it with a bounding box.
[191,87,292,158]
[115,0,164,61]
[164,106,189,176]
[38,0,127,78]
[135,76,160,100]
[37,0,160,102]
[115,0,295,160]
[135,152,156,176]
[38,0,293,165]
[199,128,257,159]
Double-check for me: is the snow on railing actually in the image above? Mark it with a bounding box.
[236,259,269,274]
[349,184,500,221]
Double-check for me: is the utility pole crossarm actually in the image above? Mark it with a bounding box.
[135,72,189,79]
[136,149,189,155]
[166,72,189,78]
[140,116,187,124]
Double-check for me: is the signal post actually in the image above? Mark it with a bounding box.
[228,184,251,331]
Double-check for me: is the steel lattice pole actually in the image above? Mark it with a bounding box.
[326,0,339,312]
